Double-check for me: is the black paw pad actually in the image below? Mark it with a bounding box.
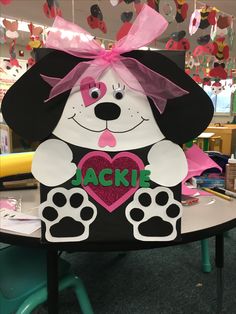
[126,187,182,241]
[39,188,97,242]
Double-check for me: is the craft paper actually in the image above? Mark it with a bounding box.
[189,10,201,35]
[2,5,214,245]
[182,144,222,195]
[159,0,176,24]
[174,0,188,23]
[0,209,41,234]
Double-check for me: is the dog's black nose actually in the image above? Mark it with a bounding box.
[94,102,121,121]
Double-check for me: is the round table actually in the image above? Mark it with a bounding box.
[1,188,236,314]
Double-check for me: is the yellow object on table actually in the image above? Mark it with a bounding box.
[0,152,34,178]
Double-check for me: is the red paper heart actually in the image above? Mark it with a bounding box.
[78,151,144,212]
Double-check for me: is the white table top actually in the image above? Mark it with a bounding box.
[0,188,236,240]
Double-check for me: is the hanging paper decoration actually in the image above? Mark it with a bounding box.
[159,0,176,24]
[174,0,188,23]
[116,12,133,41]
[203,77,211,86]
[192,73,202,84]
[2,19,18,39]
[165,30,190,51]
[43,0,62,19]
[87,4,107,33]
[2,19,20,71]
[199,6,217,30]
[193,35,214,57]
[210,22,217,41]
[0,25,6,44]
[133,0,143,15]
[211,80,224,95]
[185,53,195,70]
[212,37,229,61]
[0,0,12,4]
[25,23,43,68]
[1,58,24,80]
[217,15,232,29]
[209,62,227,80]
[189,9,201,35]
[26,23,43,50]
[110,0,123,5]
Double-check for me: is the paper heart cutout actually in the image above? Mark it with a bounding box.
[80,77,107,107]
[171,30,186,41]
[121,11,133,23]
[116,21,132,41]
[197,34,210,45]
[98,130,117,148]
[90,4,103,19]
[217,15,232,29]
[3,19,18,32]
[189,9,201,35]
[78,151,144,212]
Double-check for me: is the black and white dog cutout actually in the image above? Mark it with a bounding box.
[2,48,213,245]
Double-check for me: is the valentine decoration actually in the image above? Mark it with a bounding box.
[193,35,214,57]
[26,22,43,50]
[43,0,62,18]
[159,0,176,24]
[165,30,190,51]
[0,0,12,4]
[209,63,227,80]
[174,0,188,23]
[212,37,229,61]
[192,73,202,84]
[2,19,21,73]
[211,80,224,95]
[147,0,159,11]
[2,5,213,245]
[2,19,18,39]
[87,4,107,33]
[199,6,217,30]
[217,15,232,29]
[110,0,123,5]
[203,77,211,86]
[116,11,133,41]
[133,0,143,15]
[0,25,6,44]
[189,9,201,35]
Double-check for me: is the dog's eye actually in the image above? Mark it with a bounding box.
[89,87,101,99]
[113,88,124,100]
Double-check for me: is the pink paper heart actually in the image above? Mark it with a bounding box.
[98,130,116,147]
[80,77,107,107]
[78,151,144,212]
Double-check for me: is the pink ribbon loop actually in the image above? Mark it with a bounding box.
[43,4,188,113]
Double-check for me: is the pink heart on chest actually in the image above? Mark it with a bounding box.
[78,151,144,212]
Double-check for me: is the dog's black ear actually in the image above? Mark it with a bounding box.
[1,49,83,141]
[124,50,214,144]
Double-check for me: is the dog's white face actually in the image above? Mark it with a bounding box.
[53,68,165,151]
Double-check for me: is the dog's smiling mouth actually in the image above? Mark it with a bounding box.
[68,113,149,134]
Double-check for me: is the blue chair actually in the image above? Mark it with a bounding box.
[0,246,93,314]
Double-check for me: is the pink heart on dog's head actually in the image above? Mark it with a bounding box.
[78,151,144,212]
[80,77,107,107]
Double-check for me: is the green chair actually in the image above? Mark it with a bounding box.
[0,246,93,314]
[201,239,212,273]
